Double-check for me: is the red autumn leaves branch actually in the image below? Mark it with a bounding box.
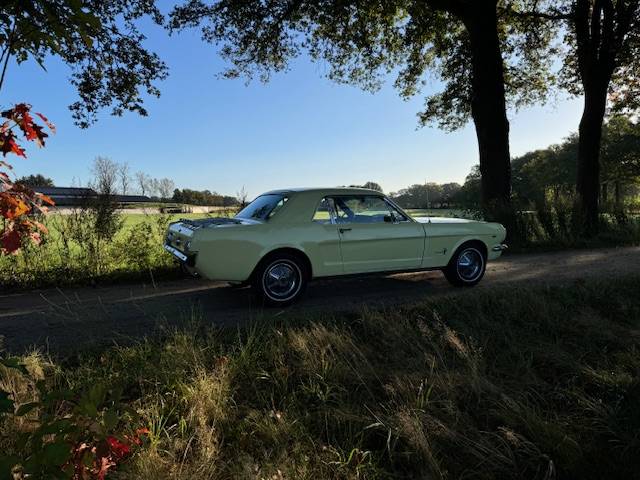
[70,428,150,480]
[0,103,55,254]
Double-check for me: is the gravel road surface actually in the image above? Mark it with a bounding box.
[1,246,638,355]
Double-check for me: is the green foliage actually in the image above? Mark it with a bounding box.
[3,278,640,478]
[0,356,147,479]
[0,212,178,289]
[116,212,172,272]
[15,174,54,188]
[390,182,462,208]
[0,0,168,127]
[457,115,640,209]
[169,1,555,131]
[172,188,239,207]
[348,181,384,192]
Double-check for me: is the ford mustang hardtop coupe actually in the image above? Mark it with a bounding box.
[164,187,507,305]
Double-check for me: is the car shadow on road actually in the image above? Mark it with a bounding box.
[1,271,449,355]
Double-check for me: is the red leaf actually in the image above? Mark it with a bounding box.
[36,112,56,133]
[106,436,131,458]
[8,139,26,157]
[1,229,22,253]
[36,192,55,206]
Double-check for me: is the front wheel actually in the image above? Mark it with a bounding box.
[253,253,308,306]
[443,244,486,287]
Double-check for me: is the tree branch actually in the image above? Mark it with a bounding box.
[502,1,573,21]
[0,19,16,92]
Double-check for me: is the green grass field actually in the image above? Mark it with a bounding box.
[2,277,639,479]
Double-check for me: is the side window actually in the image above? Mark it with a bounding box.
[312,197,334,224]
[332,196,395,224]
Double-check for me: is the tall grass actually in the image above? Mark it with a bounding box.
[2,277,639,479]
[503,194,640,250]
[0,210,178,289]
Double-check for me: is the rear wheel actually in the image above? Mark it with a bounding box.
[253,253,308,306]
[443,244,486,287]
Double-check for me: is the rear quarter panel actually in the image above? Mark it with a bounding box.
[191,221,342,282]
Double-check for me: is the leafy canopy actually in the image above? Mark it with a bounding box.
[170,0,557,131]
[16,173,54,187]
[0,0,168,127]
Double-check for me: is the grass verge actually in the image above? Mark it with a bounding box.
[2,277,640,479]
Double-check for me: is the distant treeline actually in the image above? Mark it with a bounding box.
[172,188,239,207]
[389,183,464,209]
[384,115,640,210]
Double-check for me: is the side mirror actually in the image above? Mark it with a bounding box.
[383,214,394,223]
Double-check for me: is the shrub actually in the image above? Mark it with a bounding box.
[0,356,148,479]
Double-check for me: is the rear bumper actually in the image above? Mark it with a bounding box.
[164,244,196,267]
[492,244,508,252]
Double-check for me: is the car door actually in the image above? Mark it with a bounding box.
[304,197,344,277]
[330,195,425,274]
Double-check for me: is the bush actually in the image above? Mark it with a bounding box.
[0,211,178,289]
[0,355,148,479]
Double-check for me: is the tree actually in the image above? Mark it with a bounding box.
[498,115,639,206]
[441,182,463,205]
[16,173,54,187]
[362,181,383,192]
[236,186,248,209]
[599,115,640,203]
[510,141,578,205]
[118,162,130,195]
[172,188,184,203]
[169,1,555,216]
[157,178,175,201]
[135,171,151,196]
[0,1,168,128]
[455,165,483,208]
[515,0,640,231]
[148,178,160,198]
[90,156,118,196]
[390,183,452,208]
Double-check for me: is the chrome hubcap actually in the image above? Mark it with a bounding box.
[264,262,299,299]
[457,249,483,281]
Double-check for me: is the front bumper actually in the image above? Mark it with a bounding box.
[164,244,196,266]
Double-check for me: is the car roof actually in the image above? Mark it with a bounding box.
[262,187,385,197]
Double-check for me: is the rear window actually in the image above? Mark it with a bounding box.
[235,194,288,221]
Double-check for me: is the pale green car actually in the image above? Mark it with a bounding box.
[164,188,507,305]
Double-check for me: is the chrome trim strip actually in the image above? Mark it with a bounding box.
[164,244,188,262]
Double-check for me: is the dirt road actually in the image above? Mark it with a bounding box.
[1,247,638,355]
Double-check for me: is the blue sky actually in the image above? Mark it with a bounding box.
[2,15,584,198]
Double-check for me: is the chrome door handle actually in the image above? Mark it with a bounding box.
[339,228,352,233]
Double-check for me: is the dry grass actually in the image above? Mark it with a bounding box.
[2,277,640,479]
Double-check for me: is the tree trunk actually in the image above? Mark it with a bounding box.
[614,180,621,205]
[462,4,512,215]
[576,83,608,232]
[601,182,608,203]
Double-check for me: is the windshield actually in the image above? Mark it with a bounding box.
[235,194,288,221]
